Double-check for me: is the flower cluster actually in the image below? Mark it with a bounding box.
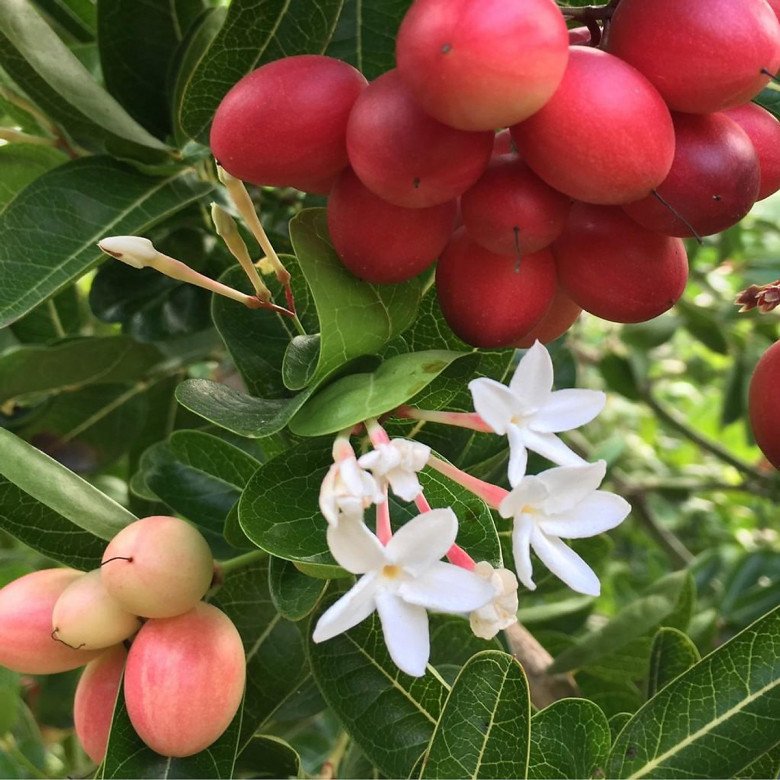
[313,342,630,677]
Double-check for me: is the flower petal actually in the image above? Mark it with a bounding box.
[509,341,553,409]
[506,425,530,486]
[375,591,430,677]
[468,378,520,434]
[512,517,536,591]
[521,429,585,467]
[537,461,606,515]
[530,389,606,433]
[539,491,631,539]
[312,573,379,642]
[398,561,494,613]
[339,457,370,496]
[386,468,423,501]
[498,475,547,519]
[327,520,386,574]
[386,508,457,573]
[530,527,600,596]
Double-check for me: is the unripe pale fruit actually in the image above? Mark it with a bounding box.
[124,603,245,757]
[74,645,127,764]
[209,55,367,193]
[723,103,780,201]
[749,340,780,470]
[607,0,780,114]
[514,288,581,347]
[0,569,99,674]
[101,516,213,619]
[622,113,760,238]
[460,157,571,256]
[436,229,557,348]
[552,204,688,324]
[346,69,493,208]
[511,48,675,205]
[395,0,568,131]
[327,168,456,283]
[52,570,141,650]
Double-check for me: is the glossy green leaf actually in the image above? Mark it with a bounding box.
[737,742,780,779]
[646,627,701,698]
[289,350,469,436]
[268,555,328,622]
[234,735,302,779]
[429,615,502,669]
[420,651,530,779]
[608,606,780,779]
[0,336,161,404]
[609,713,632,742]
[0,157,213,327]
[0,428,135,568]
[33,0,96,40]
[10,286,81,344]
[0,0,168,158]
[176,0,343,142]
[213,557,308,746]
[0,143,67,210]
[0,668,20,734]
[528,698,611,780]
[287,208,422,388]
[97,0,205,138]
[308,606,448,778]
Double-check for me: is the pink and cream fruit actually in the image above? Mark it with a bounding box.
[124,603,246,757]
[0,569,99,674]
[395,0,568,131]
[74,645,127,764]
[100,516,214,619]
[209,55,367,193]
[52,570,141,650]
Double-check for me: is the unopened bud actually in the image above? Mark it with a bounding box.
[97,236,159,269]
[469,562,519,640]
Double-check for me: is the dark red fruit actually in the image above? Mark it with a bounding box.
[328,168,456,283]
[552,204,688,323]
[511,48,675,205]
[210,55,367,193]
[395,0,568,131]
[460,157,571,256]
[346,69,493,208]
[514,288,581,347]
[436,229,557,347]
[723,103,780,201]
[749,340,780,470]
[622,113,760,238]
[608,0,780,114]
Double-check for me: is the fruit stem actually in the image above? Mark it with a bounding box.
[216,550,267,577]
[558,1,618,22]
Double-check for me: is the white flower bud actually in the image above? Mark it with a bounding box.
[358,439,431,502]
[469,561,519,640]
[97,236,159,269]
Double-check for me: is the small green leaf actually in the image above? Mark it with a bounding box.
[308,606,447,778]
[598,354,641,401]
[609,713,632,742]
[0,157,213,327]
[528,698,611,780]
[33,0,97,41]
[10,286,81,344]
[420,651,530,780]
[646,627,701,698]
[0,428,135,569]
[289,350,469,437]
[234,735,302,779]
[676,300,729,355]
[429,615,502,669]
[608,606,780,779]
[0,143,68,210]
[269,555,328,622]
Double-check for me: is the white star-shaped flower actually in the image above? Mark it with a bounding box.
[468,561,519,640]
[499,461,630,596]
[319,446,383,528]
[358,439,431,501]
[468,341,605,485]
[313,509,494,676]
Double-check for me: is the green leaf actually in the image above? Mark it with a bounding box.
[607,606,780,779]
[269,555,328,622]
[288,208,422,388]
[0,335,161,404]
[33,0,97,41]
[175,378,317,438]
[528,699,611,780]
[0,143,67,210]
[609,713,632,742]
[213,557,307,746]
[308,606,447,778]
[234,735,302,779]
[598,353,641,401]
[0,157,213,327]
[176,0,344,142]
[720,349,747,428]
[420,651,530,780]
[737,742,780,779]
[548,571,695,675]
[0,668,20,734]
[676,300,729,355]
[0,0,169,159]
[289,350,468,437]
[0,428,135,568]
[10,286,81,344]
[429,615,502,669]
[325,0,411,79]
[97,0,205,138]
[646,627,700,698]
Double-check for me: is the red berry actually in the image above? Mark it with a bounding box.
[749,340,780,470]
[723,103,780,201]
[514,288,581,347]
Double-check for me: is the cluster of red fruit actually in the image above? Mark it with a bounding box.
[0,516,245,762]
[210,0,780,349]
